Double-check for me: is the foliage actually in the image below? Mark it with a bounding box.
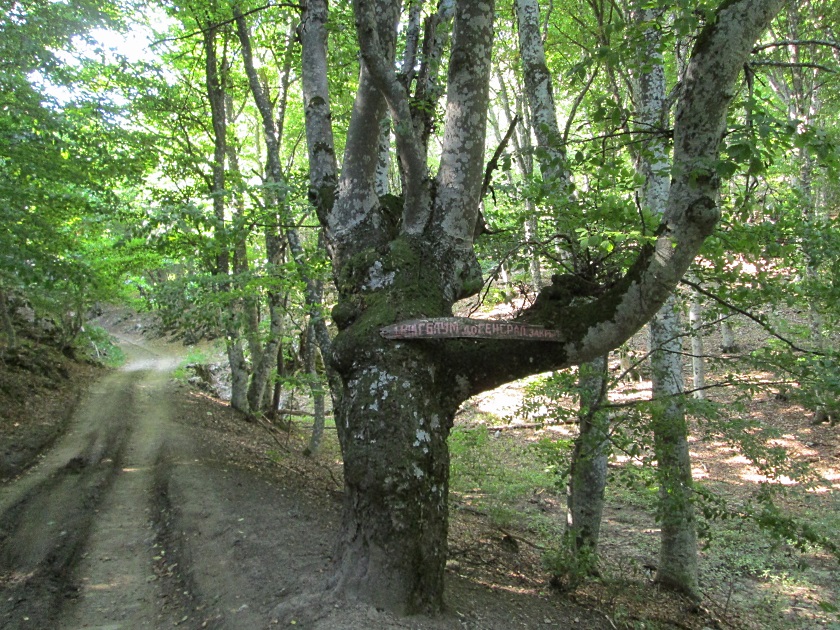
[73,324,125,366]
[0,0,155,342]
[542,532,600,592]
[3,0,839,620]
[449,424,560,531]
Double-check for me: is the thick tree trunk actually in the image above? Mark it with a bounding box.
[329,338,456,613]
[294,0,783,616]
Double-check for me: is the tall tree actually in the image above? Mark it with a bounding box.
[514,0,611,557]
[233,7,295,415]
[296,0,783,614]
[631,4,699,597]
[201,19,251,413]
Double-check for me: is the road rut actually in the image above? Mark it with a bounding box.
[0,336,331,629]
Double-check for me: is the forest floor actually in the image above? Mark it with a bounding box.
[0,306,838,629]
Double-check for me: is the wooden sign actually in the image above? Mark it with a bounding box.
[380,318,562,341]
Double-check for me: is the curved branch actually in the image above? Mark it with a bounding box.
[353,0,430,233]
[679,278,823,356]
[750,60,836,72]
[433,0,786,397]
[481,114,520,201]
[152,3,303,46]
[752,39,840,53]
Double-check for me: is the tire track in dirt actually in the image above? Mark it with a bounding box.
[2,323,615,629]
[0,332,336,629]
[149,421,335,628]
[0,340,186,628]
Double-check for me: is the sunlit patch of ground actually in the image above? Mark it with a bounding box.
[449,296,840,629]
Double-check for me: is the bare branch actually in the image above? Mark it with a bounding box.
[750,60,836,72]
[481,115,520,201]
[678,278,824,356]
[152,3,303,47]
[752,39,840,53]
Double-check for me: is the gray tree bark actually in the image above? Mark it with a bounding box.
[303,317,327,455]
[296,0,783,614]
[515,0,569,197]
[689,289,706,399]
[567,356,610,552]
[632,3,698,598]
[516,0,611,556]
[720,319,737,353]
[203,23,249,414]
[234,10,294,415]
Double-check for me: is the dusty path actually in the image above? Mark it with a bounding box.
[0,328,609,630]
[0,335,332,629]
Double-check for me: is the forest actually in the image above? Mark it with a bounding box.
[1,0,839,627]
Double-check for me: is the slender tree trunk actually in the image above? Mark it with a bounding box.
[235,9,296,414]
[0,289,16,349]
[225,92,262,371]
[515,0,569,196]
[203,23,249,414]
[374,114,391,196]
[304,320,327,455]
[720,319,737,353]
[771,4,827,417]
[632,4,698,598]
[270,338,287,421]
[649,295,698,595]
[567,356,610,552]
[516,0,611,558]
[689,289,706,399]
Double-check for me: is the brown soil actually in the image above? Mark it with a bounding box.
[1,308,837,629]
[0,312,611,629]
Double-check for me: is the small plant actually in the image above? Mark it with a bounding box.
[543,534,600,592]
[449,425,560,530]
[173,347,212,380]
[75,324,124,366]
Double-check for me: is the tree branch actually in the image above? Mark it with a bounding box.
[752,39,840,53]
[480,114,520,201]
[678,278,823,356]
[354,0,430,234]
[749,60,836,72]
[152,3,303,47]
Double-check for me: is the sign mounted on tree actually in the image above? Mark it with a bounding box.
[380,318,563,341]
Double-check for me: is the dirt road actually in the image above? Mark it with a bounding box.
[0,328,608,630]
[0,335,335,629]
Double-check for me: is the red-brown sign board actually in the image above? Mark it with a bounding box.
[380,318,562,341]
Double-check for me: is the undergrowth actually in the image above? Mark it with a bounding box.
[447,399,840,630]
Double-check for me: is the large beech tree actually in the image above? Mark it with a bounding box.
[298,0,784,614]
